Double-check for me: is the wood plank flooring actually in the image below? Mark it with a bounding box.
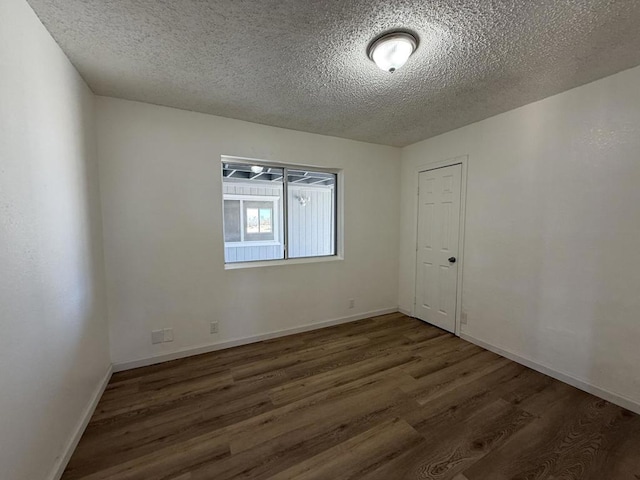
[63,313,640,480]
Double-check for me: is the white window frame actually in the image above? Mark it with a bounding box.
[223,194,281,246]
[221,156,343,269]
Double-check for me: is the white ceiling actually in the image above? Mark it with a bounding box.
[27,0,640,147]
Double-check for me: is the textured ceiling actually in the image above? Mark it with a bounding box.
[27,0,640,147]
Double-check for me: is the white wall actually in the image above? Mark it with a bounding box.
[399,65,640,408]
[0,1,111,479]
[95,97,401,366]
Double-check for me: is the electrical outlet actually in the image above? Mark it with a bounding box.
[210,321,219,334]
[163,328,174,342]
[348,298,355,309]
[460,311,468,325]
[151,330,164,344]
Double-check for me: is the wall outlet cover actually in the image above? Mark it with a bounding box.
[151,330,164,344]
[348,299,355,309]
[210,322,219,334]
[163,328,174,342]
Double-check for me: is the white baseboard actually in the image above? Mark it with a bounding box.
[461,333,640,415]
[113,307,399,372]
[48,364,113,480]
[398,307,413,316]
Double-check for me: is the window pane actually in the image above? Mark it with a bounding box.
[287,170,336,258]
[259,209,272,233]
[223,200,241,242]
[222,163,284,263]
[246,208,259,234]
[244,201,275,241]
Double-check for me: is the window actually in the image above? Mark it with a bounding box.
[223,199,278,243]
[221,158,338,264]
[245,202,274,240]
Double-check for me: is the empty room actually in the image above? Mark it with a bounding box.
[2,0,640,479]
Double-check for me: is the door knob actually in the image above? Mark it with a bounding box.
[448,257,457,263]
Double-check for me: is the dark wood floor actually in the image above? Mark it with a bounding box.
[63,313,640,480]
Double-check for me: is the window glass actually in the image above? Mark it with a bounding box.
[222,163,284,263]
[244,201,275,241]
[246,208,259,234]
[223,200,241,242]
[221,160,337,264]
[259,209,272,233]
[287,170,336,258]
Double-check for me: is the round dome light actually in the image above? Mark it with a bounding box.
[367,32,418,73]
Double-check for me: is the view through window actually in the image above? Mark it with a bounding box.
[222,160,337,264]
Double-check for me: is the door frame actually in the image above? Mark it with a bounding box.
[412,155,468,336]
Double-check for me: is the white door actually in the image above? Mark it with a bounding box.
[415,164,462,333]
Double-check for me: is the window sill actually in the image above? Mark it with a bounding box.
[225,241,281,247]
[224,255,343,270]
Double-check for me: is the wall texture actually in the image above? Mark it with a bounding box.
[95,97,401,366]
[0,1,111,479]
[399,65,640,408]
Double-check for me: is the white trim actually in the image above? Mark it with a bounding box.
[398,307,413,316]
[461,333,640,415]
[413,155,469,337]
[113,307,398,372]
[335,170,344,259]
[48,365,113,480]
[224,241,282,247]
[225,254,343,270]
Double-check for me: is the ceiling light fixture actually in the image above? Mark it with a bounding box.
[250,165,264,174]
[367,32,418,73]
